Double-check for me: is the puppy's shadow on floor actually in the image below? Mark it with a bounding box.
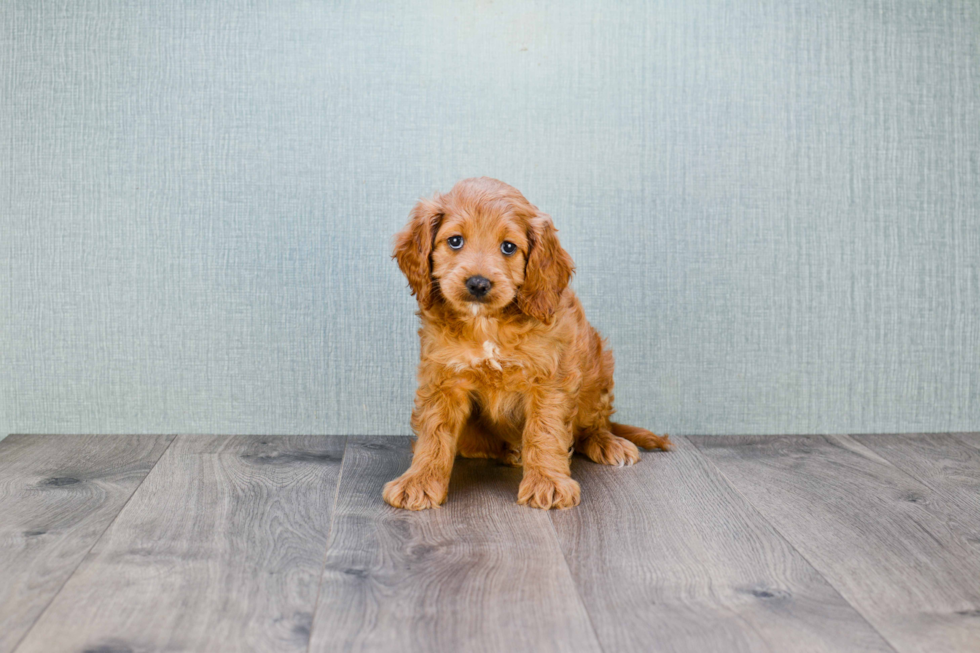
[445,453,624,511]
[378,442,642,516]
[447,457,525,508]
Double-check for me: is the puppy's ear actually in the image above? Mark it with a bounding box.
[518,213,575,324]
[393,196,444,309]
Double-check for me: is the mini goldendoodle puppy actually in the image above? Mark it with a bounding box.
[385,177,671,510]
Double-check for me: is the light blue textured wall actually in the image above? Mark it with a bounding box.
[1,1,978,440]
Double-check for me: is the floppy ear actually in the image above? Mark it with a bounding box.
[517,213,575,324]
[393,196,444,309]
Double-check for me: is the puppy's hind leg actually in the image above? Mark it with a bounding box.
[575,428,641,467]
[457,417,522,466]
[457,418,506,460]
[610,422,674,451]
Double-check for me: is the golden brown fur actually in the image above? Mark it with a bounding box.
[385,177,672,510]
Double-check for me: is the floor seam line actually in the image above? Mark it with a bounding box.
[688,435,902,653]
[8,433,179,653]
[853,433,969,502]
[305,434,350,653]
[546,512,608,653]
[849,433,980,561]
[948,432,980,452]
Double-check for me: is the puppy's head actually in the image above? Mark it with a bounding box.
[393,177,574,323]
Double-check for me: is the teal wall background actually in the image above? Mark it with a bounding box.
[2,0,978,440]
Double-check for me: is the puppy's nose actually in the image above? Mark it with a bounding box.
[465,275,492,298]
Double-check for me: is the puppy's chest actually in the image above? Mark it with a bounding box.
[443,339,530,386]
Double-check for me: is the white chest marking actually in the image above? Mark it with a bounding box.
[481,340,503,371]
[455,340,503,372]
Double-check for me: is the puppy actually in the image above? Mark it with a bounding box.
[385,177,671,510]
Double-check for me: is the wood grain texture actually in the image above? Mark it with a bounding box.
[693,434,980,653]
[0,434,174,653]
[551,435,893,652]
[13,435,346,653]
[854,434,980,539]
[951,433,980,451]
[309,437,602,653]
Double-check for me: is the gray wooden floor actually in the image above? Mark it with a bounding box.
[1,434,978,653]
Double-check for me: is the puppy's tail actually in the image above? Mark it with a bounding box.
[610,422,674,451]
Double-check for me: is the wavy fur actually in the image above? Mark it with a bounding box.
[386,177,671,510]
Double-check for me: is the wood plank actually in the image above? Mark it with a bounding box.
[14,435,346,653]
[854,433,980,540]
[0,434,174,653]
[693,434,980,653]
[951,433,980,451]
[551,435,893,653]
[308,437,602,653]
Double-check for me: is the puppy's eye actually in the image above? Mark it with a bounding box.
[447,236,464,250]
[501,241,517,256]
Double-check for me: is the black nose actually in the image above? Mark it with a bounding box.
[465,275,492,298]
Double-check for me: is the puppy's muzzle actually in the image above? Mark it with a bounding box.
[465,275,492,299]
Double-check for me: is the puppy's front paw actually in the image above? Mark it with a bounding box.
[382,472,447,510]
[517,473,580,510]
